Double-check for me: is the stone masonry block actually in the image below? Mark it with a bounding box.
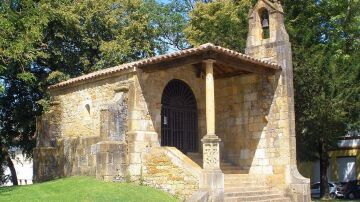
[129,153,142,164]
[113,152,127,164]
[128,164,142,176]
[255,149,266,159]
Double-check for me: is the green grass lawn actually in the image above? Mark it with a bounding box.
[0,176,179,202]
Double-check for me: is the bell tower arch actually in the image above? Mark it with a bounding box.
[245,0,290,64]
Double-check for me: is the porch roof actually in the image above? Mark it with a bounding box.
[48,43,281,90]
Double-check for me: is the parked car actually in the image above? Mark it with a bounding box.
[336,180,360,199]
[311,182,338,199]
[335,182,344,198]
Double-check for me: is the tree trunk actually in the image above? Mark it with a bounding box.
[319,139,330,199]
[3,148,18,186]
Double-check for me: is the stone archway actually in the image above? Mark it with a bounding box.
[161,79,198,153]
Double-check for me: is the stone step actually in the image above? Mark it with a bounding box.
[224,196,290,202]
[223,173,288,201]
[225,180,268,184]
[223,169,248,174]
[224,177,267,182]
[224,187,270,192]
[224,193,286,201]
[225,190,279,197]
[224,175,268,181]
[225,184,270,188]
[224,178,267,183]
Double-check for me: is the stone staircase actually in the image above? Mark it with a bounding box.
[187,153,290,202]
[224,174,290,202]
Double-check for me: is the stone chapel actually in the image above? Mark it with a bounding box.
[33,0,311,201]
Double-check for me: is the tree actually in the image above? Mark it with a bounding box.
[184,0,253,52]
[286,0,359,198]
[185,0,359,199]
[0,0,185,185]
[143,0,190,51]
[0,0,49,185]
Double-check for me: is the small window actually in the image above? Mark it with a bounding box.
[85,104,90,114]
[260,9,270,39]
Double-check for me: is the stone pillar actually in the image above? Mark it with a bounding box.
[205,60,216,136]
[200,60,224,202]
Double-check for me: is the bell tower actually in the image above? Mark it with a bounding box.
[245,0,290,66]
[246,0,295,149]
[246,1,311,201]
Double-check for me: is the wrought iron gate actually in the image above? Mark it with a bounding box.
[161,79,198,153]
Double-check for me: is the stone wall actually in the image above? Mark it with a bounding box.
[126,65,206,182]
[51,73,133,138]
[142,147,201,201]
[33,147,60,182]
[33,136,101,182]
[214,73,289,181]
[136,65,206,146]
[60,136,100,177]
[34,72,133,182]
[94,141,128,181]
[34,67,204,201]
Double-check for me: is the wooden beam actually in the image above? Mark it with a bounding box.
[141,53,204,72]
[214,71,250,79]
[212,54,277,75]
[213,63,226,75]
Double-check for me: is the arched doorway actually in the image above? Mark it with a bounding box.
[161,79,198,153]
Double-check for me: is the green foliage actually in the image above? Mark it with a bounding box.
[0,83,4,94]
[286,0,360,161]
[0,1,47,183]
[0,0,189,184]
[16,72,37,84]
[46,71,70,85]
[40,0,167,76]
[185,0,253,51]
[0,176,179,201]
[144,0,190,50]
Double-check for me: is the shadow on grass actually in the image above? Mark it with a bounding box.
[0,186,16,195]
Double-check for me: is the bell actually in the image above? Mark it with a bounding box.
[262,18,269,28]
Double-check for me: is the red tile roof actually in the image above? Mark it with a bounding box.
[48,43,281,90]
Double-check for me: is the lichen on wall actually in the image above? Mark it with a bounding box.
[51,74,132,138]
[142,148,200,201]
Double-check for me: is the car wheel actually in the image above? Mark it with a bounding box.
[348,192,356,199]
[329,193,336,199]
